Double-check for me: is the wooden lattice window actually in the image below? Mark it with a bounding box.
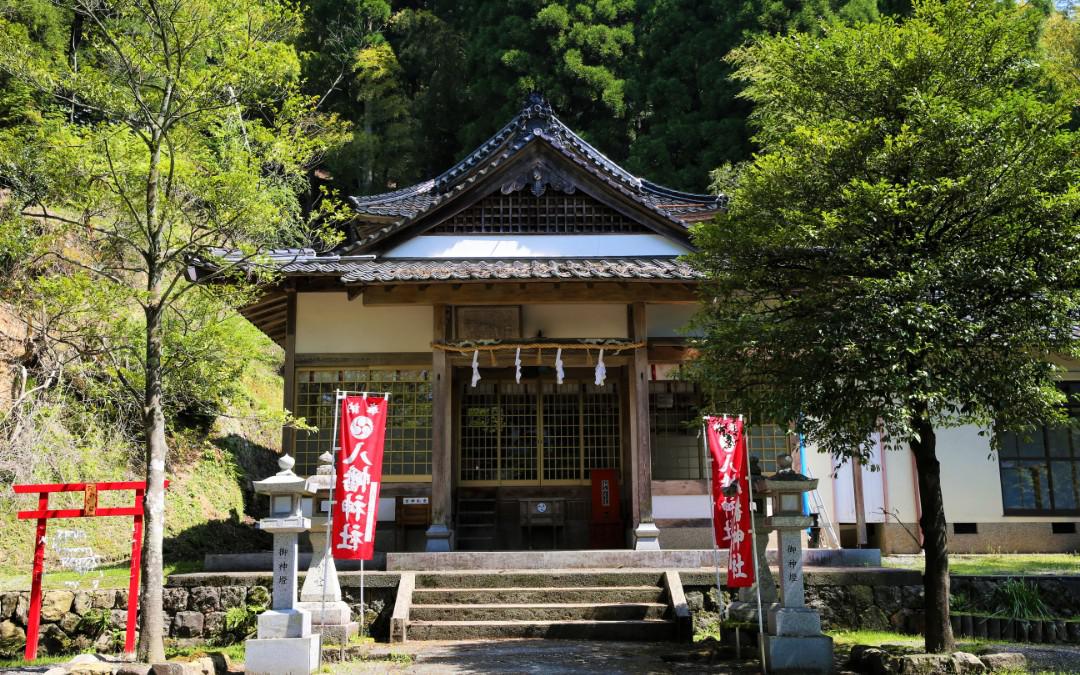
[294,368,433,479]
[431,191,649,235]
[459,379,621,485]
[649,381,793,480]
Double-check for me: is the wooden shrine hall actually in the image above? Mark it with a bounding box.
[205,95,760,553]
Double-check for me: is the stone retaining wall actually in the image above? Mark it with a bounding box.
[1,570,1077,657]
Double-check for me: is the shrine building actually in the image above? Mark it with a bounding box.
[215,97,1080,555]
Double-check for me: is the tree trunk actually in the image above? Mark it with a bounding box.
[909,403,955,653]
[137,304,167,663]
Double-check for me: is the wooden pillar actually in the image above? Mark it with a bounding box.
[852,458,868,547]
[426,303,453,552]
[629,302,660,550]
[281,289,297,458]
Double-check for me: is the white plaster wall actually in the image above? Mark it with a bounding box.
[384,234,691,258]
[522,304,628,339]
[296,293,433,353]
[805,424,1080,528]
[653,494,711,519]
[646,304,702,338]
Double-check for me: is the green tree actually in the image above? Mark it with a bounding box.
[452,0,636,157]
[690,0,1080,653]
[0,0,345,659]
[626,0,881,192]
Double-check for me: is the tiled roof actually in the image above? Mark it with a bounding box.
[347,95,725,250]
[267,253,700,283]
[338,258,702,283]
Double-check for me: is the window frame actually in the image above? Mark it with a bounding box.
[293,366,434,481]
[998,382,1080,516]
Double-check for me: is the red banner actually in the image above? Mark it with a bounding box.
[332,395,388,560]
[706,416,755,588]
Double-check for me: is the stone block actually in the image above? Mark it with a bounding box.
[162,588,189,613]
[91,590,117,609]
[244,635,321,675]
[0,619,26,654]
[110,609,128,628]
[72,592,92,616]
[847,645,890,675]
[257,609,311,639]
[684,590,704,612]
[189,587,220,612]
[978,653,1026,672]
[767,607,821,637]
[59,611,81,634]
[312,621,358,645]
[295,601,351,625]
[951,652,986,674]
[894,653,954,674]
[66,653,115,674]
[93,631,115,653]
[764,634,833,674]
[1,593,19,619]
[203,612,225,638]
[150,663,186,675]
[172,611,204,638]
[41,590,75,621]
[218,586,245,610]
[116,665,152,675]
[14,594,30,625]
[38,623,71,655]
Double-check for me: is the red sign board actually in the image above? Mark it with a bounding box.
[590,469,620,523]
[705,416,755,588]
[331,395,388,561]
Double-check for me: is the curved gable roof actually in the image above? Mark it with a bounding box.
[347,95,726,253]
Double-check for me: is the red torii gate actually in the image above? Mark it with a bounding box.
[14,480,168,660]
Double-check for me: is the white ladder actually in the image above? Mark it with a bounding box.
[803,465,841,549]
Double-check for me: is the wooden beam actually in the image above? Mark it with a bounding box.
[295,352,433,368]
[281,290,297,456]
[360,282,698,305]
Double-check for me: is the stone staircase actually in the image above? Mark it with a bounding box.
[391,570,690,642]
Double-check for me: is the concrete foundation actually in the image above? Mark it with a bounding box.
[245,635,321,675]
[764,634,834,674]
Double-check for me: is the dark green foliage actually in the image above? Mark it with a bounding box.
[992,579,1051,620]
[291,1,910,196]
[689,0,1080,652]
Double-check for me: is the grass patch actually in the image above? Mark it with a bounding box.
[166,643,245,663]
[0,559,202,592]
[883,553,1080,576]
[828,628,992,651]
[0,655,69,668]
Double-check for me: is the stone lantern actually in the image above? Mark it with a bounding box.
[297,451,359,643]
[245,455,321,675]
[756,454,833,674]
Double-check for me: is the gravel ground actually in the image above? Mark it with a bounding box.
[973,642,1080,673]
[332,638,1080,674]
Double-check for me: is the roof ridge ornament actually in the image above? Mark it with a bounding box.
[500,160,577,198]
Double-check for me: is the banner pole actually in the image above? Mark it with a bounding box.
[702,421,724,612]
[742,416,768,674]
[321,390,344,660]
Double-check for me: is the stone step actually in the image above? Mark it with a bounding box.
[411,586,665,605]
[406,619,677,641]
[414,570,667,589]
[409,602,669,622]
